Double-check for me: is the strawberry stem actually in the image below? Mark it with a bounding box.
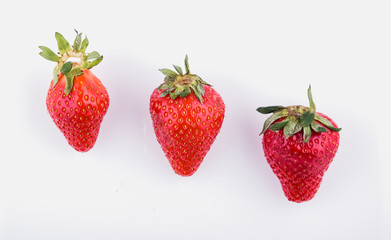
[39,30,103,95]
[158,56,210,104]
[308,85,316,111]
[257,85,341,142]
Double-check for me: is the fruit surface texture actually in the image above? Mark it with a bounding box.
[46,69,109,152]
[257,86,341,202]
[150,56,225,176]
[40,31,109,152]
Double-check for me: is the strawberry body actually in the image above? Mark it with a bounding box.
[40,31,108,152]
[262,113,340,202]
[46,69,109,152]
[257,86,341,202]
[150,86,224,176]
[150,56,225,176]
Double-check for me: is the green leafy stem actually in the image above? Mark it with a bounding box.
[39,30,103,95]
[257,85,341,143]
[157,55,211,104]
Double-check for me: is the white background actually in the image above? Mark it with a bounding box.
[1,0,390,239]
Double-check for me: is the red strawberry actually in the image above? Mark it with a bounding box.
[150,56,225,176]
[257,86,341,202]
[40,30,109,152]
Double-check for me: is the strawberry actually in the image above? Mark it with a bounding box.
[39,30,109,152]
[257,86,341,202]
[150,56,225,176]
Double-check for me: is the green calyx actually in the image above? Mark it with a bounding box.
[158,55,211,104]
[39,30,103,95]
[257,85,341,143]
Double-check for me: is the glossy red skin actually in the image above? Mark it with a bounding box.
[262,113,340,203]
[150,85,225,176]
[46,69,109,152]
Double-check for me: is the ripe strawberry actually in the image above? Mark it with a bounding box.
[150,56,225,176]
[39,30,109,152]
[257,86,341,202]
